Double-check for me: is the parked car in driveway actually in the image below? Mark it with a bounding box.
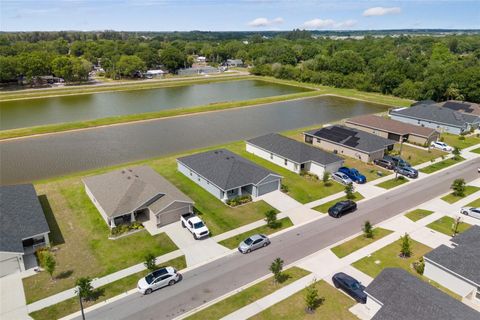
[137,267,180,294]
[460,207,480,220]
[238,234,270,253]
[338,167,366,184]
[181,213,210,239]
[331,172,353,185]
[384,155,410,168]
[395,166,418,179]
[431,141,453,152]
[332,272,367,304]
[328,200,357,218]
[374,158,395,170]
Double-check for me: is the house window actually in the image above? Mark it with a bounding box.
[189,171,192,176]
[270,153,273,159]
[284,159,288,166]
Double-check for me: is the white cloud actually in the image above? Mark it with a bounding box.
[363,7,401,17]
[303,18,357,29]
[248,17,284,27]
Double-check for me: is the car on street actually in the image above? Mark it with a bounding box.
[374,158,395,170]
[331,172,353,185]
[328,200,357,218]
[384,155,411,168]
[395,166,418,179]
[332,272,367,304]
[338,167,367,184]
[238,234,271,253]
[181,213,210,239]
[431,141,453,152]
[137,266,180,294]
[460,207,480,220]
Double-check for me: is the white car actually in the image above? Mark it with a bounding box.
[431,141,453,152]
[332,172,353,185]
[137,267,180,294]
[460,207,480,220]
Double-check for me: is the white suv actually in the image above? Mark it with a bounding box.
[137,266,180,294]
[431,141,453,152]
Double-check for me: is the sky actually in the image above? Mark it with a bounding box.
[1,0,479,32]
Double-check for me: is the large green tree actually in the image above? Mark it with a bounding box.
[115,55,146,77]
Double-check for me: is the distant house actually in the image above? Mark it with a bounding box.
[226,59,244,67]
[437,100,480,116]
[364,268,479,320]
[346,114,439,146]
[145,70,166,79]
[246,133,343,177]
[177,149,282,202]
[0,184,50,277]
[390,104,480,135]
[178,66,219,76]
[83,166,193,229]
[424,226,480,309]
[303,125,396,163]
[196,56,207,63]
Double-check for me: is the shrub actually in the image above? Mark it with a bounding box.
[281,184,289,193]
[265,209,278,228]
[451,178,466,197]
[413,257,425,275]
[345,183,355,199]
[322,171,331,186]
[226,194,252,207]
[458,135,465,140]
[44,252,56,280]
[304,279,323,313]
[269,257,284,284]
[144,253,157,271]
[363,221,373,238]
[76,277,95,302]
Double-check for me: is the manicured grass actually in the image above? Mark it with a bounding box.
[441,133,480,150]
[23,181,179,303]
[471,147,480,154]
[394,144,446,166]
[352,238,461,299]
[312,192,364,213]
[466,198,480,207]
[420,156,465,174]
[342,157,391,181]
[331,228,393,258]
[376,176,409,189]
[218,217,294,249]
[427,216,472,236]
[30,256,186,320]
[405,209,434,222]
[227,142,345,204]
[250,280,357,320]
[185,267,310,320]
[441,185,480,204]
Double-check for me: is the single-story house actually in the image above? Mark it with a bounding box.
[417,100,480,117]
[303,125,396,163]
[145,69,166,79]
[83,166,194,229]
[226,59,244,67]
[196,56,207,63]
[246,133,343,177]
[0,184,50,277]
[178,66,220,76]
[364,268,479,320]
[177,149,282,202]
[424,226,480,308]
[345,114,440,146]
[390,104,480,135]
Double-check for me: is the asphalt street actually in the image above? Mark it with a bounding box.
[79,157,480,320]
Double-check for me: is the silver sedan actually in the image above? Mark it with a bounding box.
[460,207,480,220]
[238,234,270,253]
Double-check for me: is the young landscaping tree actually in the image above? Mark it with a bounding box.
[44,252,56,280]
[304,279,320,313]
[322,171,331,186]
[400,233,412,258]
[451,178,466,197]
[363,221,374,239]
[269,257,284,284]
[76,277,95,302]
[452,216,462,236]
[144,253,157,272]
[265,209,278,228]
[452,147,461,160]
[345,183,355,200]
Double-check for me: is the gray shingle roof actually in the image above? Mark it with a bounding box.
[83,166,193,218]
[366,268,479,320]
[438,100,480,116]
[0,184,50,253]
[304,125,396,153]
[247,133,343,166]
[425,226,480,285]
[391,104,480,127]
[177,149,280,191]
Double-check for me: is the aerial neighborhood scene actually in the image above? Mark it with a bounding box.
[1,1,480,320]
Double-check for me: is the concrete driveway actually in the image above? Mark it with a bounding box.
[163,222,231,267]
[0,273,31,320]
[256,190,301,212]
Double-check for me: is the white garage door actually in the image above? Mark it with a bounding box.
[257,180,279,196]
[0,257,21,277]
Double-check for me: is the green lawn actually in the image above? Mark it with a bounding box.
[466,198,480,207]
[219,217,294,249]
[394,144,446,166]
[441,186,480,204]
[331,228,393,258]
[250,280,357,320]
[185,267,310,320]
[405,209,434,222]
[376,177,409,189]
[420,156,465,174]
[312,192,364,213]
[30,256,186,320]
[441,133,480,150]
[427,216,472,236]
[23,181,179,303]
[227,142,345,204]
[471,147,480,154]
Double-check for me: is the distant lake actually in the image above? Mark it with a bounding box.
[0,80,311,130]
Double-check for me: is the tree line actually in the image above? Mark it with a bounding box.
[0,31,479,102]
